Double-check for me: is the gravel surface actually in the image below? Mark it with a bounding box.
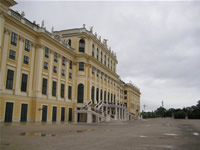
[0,118,200,150]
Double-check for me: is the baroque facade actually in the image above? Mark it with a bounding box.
[0,0,141,123]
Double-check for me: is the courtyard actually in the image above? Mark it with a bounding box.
[0,118,200,150]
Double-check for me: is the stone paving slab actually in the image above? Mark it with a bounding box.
[0,118,200,150]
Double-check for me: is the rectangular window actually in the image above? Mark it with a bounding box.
[61,84,65,98]
[96,70,99,77]
[101,72,103,79]
[25,39,30,52]
[23,55,29,65]
[97,48,99,60]
[101,51,102,63]
[9,49,16,60]
[69,60,72,69]
[54,52,58,62]
[61,69,65,76]
[68,86,72,99]
[44,62,48,70]
[6,69,14,89]
[69,72,72,79]
[108,58,110,68]
[52,81,57,97]
[11,32,17,46]
[45,47,49,58]
[92,67,94,74]
[21,73,28,92]
[104,55,106,66]
[62,56,66,66]
[53,66,57,73]
[124,90,127,94]
[124,96,127,99]
[79,62,84,71]
[42,78,47,95]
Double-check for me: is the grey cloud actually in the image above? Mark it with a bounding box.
[13,0,200,110]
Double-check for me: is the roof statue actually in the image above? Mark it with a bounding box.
[51,26,54,33]
[103,39,108,45]
[21,11,25,17]
[41,20,44,28]
[90,26,93,33]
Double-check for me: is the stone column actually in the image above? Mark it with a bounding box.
[0,28,10,91]
[119,108,122,120]
[28,43,36,96]
[114,106,117,120]
[74,109,77,123]
[48,50,53,99]
[87,107,92,123]
[94,69,96,104]
[57,54,61,100]
[33,45,43,97]
[15,36,24,95]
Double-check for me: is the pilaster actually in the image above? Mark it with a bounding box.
[57,54,61,100]
[33,44,44,97]
[28,43,36,96]
[0,12,5,52]
[0,28,10,91]
[48,49,53,99]
[15,35,24,95]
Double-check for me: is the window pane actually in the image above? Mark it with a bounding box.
[42,78,47,95]
[68,86,72,99]
[9,50,16,60]
[21,74,28,92]
[52,81,57,96]
[6,69,14,89]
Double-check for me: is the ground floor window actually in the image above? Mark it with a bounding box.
[4,102,14,122]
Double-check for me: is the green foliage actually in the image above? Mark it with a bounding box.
[142,100,200,119]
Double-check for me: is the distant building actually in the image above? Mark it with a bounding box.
[0,0,141,123]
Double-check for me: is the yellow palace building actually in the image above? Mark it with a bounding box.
[0,0,141,123]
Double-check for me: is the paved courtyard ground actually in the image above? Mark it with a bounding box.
[0,118,200,150]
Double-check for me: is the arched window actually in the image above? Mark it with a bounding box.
[79,39,85,52]
[96,88,99,103]
[68,39,71,47]
[91,86,95,104]
[77,84,84,103]
[92,44,95,57]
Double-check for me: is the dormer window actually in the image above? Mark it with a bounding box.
[79,39,85,52]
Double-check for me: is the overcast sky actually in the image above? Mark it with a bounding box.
[12,0,200,111]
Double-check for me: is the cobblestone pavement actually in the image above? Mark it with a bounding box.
[0,118,200,150]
